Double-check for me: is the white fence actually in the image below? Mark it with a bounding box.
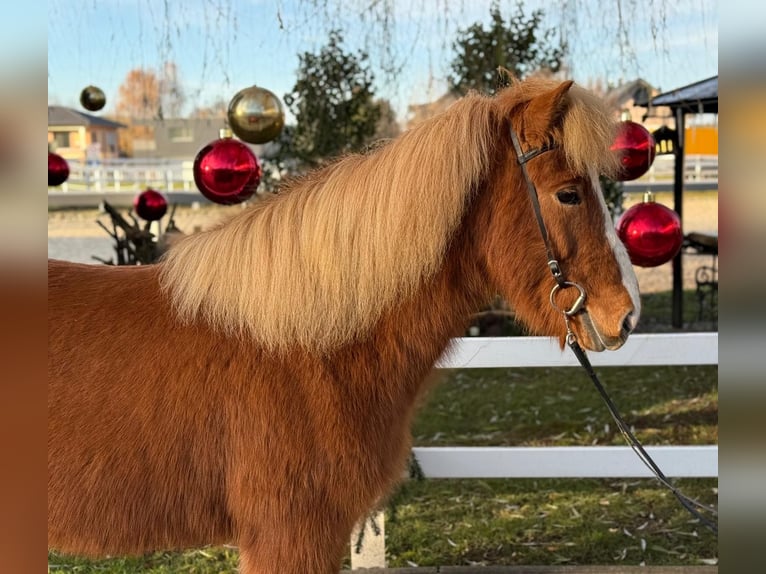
[56,158,196,193]
[351,332,719,569]
[625,154,718,186]
[52,155,717,194]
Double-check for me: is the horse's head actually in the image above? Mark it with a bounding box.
[478,79,640,351]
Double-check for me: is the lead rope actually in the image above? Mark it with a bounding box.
[509,126,717,535]
[561,314,719,535]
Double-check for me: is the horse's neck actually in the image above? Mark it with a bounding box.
[356,217,489,393]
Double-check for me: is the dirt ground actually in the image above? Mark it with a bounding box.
[48,190,718,294]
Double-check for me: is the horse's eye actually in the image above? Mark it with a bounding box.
[556,189,581,205]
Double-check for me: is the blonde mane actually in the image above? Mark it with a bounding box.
[159,79,617,352]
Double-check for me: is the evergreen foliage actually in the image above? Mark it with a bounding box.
[448,1,566,95]
[281,30,382,168]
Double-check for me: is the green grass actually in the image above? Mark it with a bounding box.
[635,289,717,333]
[49,290,717,571]
[412,365,717,448]
[385,478,717,567]
[382,361,717,568]
[48,548,240,573]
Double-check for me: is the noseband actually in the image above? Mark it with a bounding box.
[509,125,718,534]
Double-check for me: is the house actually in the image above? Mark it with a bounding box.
[48,106,126,162]
[124,117,279,161]
[128,117,229,160]
[406,92,460,129]
[603,78,670,132]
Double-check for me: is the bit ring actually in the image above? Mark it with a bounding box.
[550,281,587,317]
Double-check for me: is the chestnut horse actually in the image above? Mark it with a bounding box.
[48,77,640,573]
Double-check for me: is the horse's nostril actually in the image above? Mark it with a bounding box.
[622,311,636,335]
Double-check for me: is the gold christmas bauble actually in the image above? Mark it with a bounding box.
[80,85,106,112]
[227,86,285,144]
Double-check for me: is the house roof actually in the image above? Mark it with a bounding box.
[406,92,459,127]
[635,76,718,114]
[48,106,126,129]
[604,78,656,110]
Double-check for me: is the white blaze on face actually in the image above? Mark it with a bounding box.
[590,171,641,329]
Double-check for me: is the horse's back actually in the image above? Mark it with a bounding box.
[49,258,161,342]
[48,260,170,392]
[48,260,232,555]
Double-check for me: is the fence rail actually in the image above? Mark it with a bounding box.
[626,154,718,185]
[50,155,717,195]
[56,159,196,193]
[351,332,718,569]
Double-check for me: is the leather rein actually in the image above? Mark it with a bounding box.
[510,126,718,535]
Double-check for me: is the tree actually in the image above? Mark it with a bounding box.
[115,68,160,120]
[282,30,383,167]
[115,62,184,120]
[159,61,185,118]
[373,98,401,141]
[600,175,625,221]
[448,1,566,96]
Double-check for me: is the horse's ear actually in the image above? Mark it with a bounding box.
[525,80,574,132]
[497,66,518,87]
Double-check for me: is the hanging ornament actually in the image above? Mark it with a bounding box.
[193,129,262,205]
[133,188,168,221]
[617,192,683,267]
[227,86,285,144]
[80,85,106,112]
[611,121,656,181]
[48,152,70,187]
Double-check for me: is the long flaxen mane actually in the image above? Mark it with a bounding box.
[159,77,618,353]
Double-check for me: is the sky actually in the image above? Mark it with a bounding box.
[47,0,718,123]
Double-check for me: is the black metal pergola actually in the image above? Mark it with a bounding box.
[637,76,718,327]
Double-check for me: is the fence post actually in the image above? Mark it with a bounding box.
[350,511,386,570]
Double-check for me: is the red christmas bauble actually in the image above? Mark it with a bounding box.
[617,198,683,267]
[48,152,70,186]
[133,188,168,221]
[193,137,261,205]
[611,121,656,181]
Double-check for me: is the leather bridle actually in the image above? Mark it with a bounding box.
[510,124,718,535]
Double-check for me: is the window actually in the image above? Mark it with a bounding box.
[52,131,71,148]
[168,126,193,142]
